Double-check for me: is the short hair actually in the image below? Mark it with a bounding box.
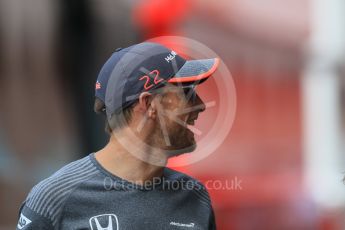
[94,98,137,135]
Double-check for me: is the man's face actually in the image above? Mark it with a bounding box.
[152,85,206,156]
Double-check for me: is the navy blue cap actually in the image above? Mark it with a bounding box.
[95,42,219,118]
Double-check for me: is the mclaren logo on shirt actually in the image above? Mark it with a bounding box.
[89,214,119,230]
[17,213,32,229]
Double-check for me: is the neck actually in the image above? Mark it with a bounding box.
[95,133,167,185]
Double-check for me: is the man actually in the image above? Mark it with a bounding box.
[17,42,219,229]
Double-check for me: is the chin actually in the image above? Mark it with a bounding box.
[162,127,197,157]
[183,142,197,153]
[165,139,197,157]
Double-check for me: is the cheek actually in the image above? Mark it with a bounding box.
[160,95,190,127]
[168,111,189,125]
[161,114,185,133]
[180,114,189,123]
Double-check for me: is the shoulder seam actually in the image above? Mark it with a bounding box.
[48,168,99,226]
[165,168,212,209]
[24,156,99,227]
[54,171,99,228]
[191,187,212,209]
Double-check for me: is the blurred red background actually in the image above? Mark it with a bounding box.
[0,0,344,229]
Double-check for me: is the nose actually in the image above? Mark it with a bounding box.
[194,94,206,112]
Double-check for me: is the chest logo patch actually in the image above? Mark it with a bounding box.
[17,213,32,229]
[89,214,119,230]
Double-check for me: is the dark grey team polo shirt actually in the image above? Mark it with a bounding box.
[17,153,216,230]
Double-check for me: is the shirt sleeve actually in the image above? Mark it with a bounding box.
[16,202,54,230]
[190,180,217,230]
[208,208,217,230]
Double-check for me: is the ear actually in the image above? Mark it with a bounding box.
[138,92,156,119]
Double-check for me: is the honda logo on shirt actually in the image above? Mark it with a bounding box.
[89,214,119,230]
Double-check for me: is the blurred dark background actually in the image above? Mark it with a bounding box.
[1,0,345,229]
